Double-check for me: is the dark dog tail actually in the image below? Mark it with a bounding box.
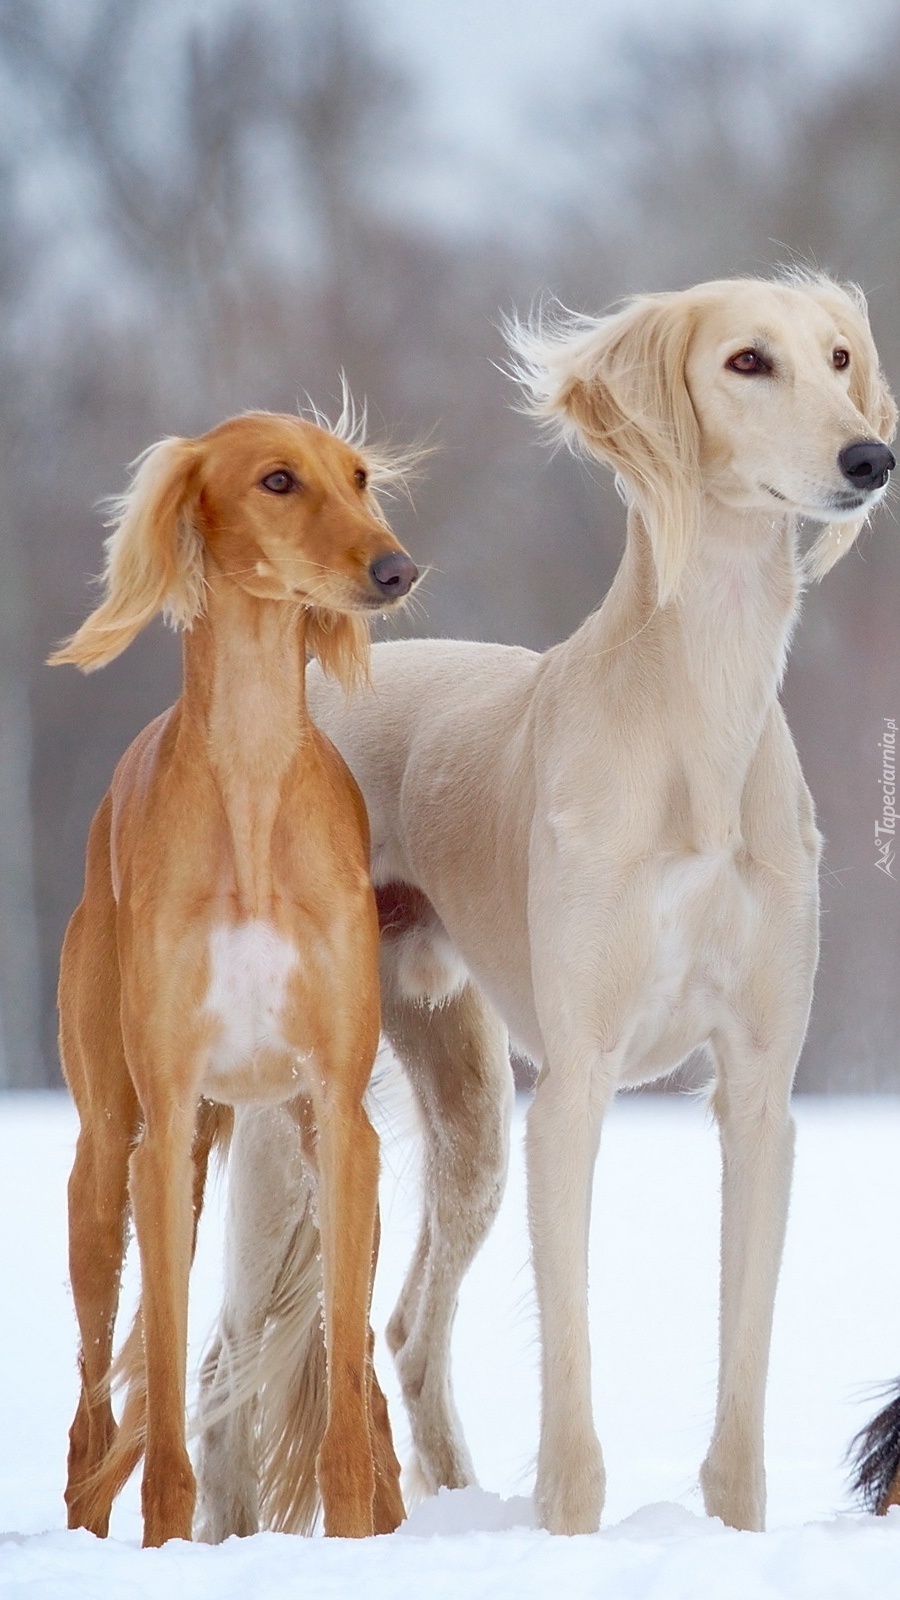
[848,1380,900,1513]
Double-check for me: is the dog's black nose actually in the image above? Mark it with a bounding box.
[369,551,418,600]
[838,439,895,491]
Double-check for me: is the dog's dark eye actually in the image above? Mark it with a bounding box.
[727,349,772,376]
[833,348,851,371]
[260,470,298,494]
[354,467,368,490]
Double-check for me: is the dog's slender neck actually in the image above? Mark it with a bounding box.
[576,497,803,847]
[180,565,314,911]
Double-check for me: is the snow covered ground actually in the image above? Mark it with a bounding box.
[2,1085,900,1597]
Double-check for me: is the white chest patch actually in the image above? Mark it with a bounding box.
[204,921,300,1076]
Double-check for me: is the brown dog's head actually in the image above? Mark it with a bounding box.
[48,408,419,685]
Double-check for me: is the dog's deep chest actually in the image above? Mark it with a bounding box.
[661,847,751,958]
[621,849,765,1081]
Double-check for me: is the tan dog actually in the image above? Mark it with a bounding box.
[51,409,417,1547]
[196,276,895,1537]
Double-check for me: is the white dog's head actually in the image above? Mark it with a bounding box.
[511,274,896,603]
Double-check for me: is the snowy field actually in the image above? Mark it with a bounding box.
[2,1084,900,1598]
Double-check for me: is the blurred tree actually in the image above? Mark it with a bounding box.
[544,22,805,299]
[0,0,545,1079]
[0,0,270,417]
[1,0,898,1089]
[0,153,44,1086]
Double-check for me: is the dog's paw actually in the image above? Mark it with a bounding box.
[699,1449,765,1532]
[535,1434,605,1534]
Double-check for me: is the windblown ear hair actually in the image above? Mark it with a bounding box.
[305,609,371,692]
[307,380,432,497]
[48,436,204,671]
[802,277,898,582]
[509,293,701,605]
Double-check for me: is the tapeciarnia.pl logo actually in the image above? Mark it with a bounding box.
[875,717,897,878]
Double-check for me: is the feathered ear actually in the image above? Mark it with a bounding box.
[509,293,701,606]
[48,436,204,671]
[802,279,898,582]
[305,609,371,691]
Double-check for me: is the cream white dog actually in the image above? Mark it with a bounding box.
[195,274,895,1538]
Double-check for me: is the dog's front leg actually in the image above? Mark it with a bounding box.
[699,862,820,1536]
[127,1082,201,1546]
[526,828,640,1534]
[699,855,817,1533]
[312,1081,380,1537]
[526,1036,617,1535]
[699,1037,798,1533]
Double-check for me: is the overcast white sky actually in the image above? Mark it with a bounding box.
[361,0,884,229]
[7,0,886,307]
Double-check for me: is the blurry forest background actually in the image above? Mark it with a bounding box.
[0,0,898,1089]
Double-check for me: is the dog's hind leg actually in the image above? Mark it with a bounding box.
[381,960,513,1495]
[64,1073,138,1535]
[60,802,140,1538]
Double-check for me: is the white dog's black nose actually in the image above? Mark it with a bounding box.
[838,439,895,491]
[370,552,419,599]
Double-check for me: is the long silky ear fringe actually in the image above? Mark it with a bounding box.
[306,608,371,691]
[505,296,701,607]
[47,437,204,672]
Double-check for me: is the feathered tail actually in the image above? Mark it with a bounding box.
[849,1380,900,1513]
[194,1175,327,1539]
